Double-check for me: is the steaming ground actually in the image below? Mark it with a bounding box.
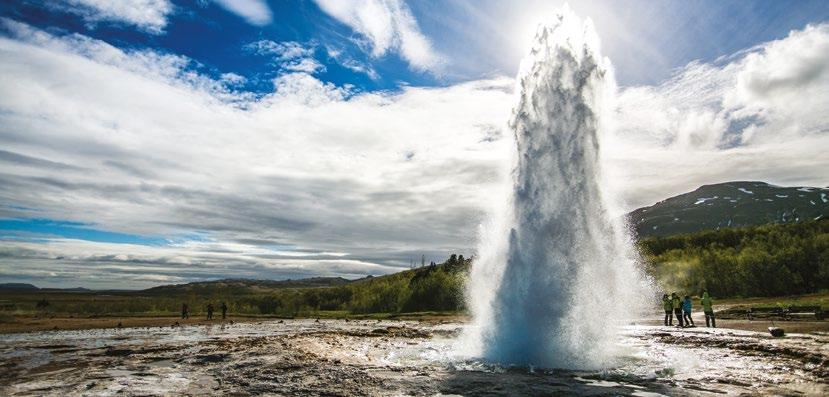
[1,319,826,396]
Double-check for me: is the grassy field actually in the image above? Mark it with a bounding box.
[715,291,829,309]
[710,291,828,320]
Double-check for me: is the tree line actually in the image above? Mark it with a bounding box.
[639,219,829,297]
[246,254,470,316]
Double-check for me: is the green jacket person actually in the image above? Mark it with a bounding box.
[662,294,673,326]
[701,291,716,328]
[671,293,684,327]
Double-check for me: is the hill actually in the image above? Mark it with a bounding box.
[142,277,355,296]
[0,283,38,291]
[629,181,829,237]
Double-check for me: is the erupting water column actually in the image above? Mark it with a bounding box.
[463,8,649,369]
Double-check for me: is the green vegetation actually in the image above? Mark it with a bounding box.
[640,219,829,298]
[208,254,467,317]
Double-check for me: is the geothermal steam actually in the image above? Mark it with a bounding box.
[463,9,648,369]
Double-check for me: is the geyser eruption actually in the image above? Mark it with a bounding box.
[463,8,649,369]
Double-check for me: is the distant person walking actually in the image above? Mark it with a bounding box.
[701,291,716,328]
[207,303,214,320]
[671,293,683,327]
[682,295,695,327]
[662,294,674,326]
[181,303,189,319]
[220,302,228,319]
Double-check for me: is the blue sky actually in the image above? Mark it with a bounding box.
[0,218,167,245]
[3,1,827,91]
[1,0,828,289]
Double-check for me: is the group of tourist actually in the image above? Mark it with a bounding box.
[181,302,228,320]
[662,291,716,328]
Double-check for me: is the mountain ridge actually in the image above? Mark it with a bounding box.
[628,181,828,237]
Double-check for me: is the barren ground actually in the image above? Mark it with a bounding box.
[1,317,827,396]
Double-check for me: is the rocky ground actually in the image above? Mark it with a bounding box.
[0,319,826,396]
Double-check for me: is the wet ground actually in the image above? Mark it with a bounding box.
[0,319,826,396]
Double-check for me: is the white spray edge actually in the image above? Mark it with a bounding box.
[458,5,652,369]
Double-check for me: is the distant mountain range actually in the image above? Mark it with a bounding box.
[0,278,357,294]
[0,283,39,291]
[628,181,829,237]
[142,277,355,295]
[0,283,91,292]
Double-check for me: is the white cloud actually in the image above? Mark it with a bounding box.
[0,20,511,287]
[244,40,325,74]
[213,0,273,26]
[326,46,380,80]
[727,24,829,145]
[609,23,829,209]
[220,72,247,86]
[244,40,312,60]
[1,18,828,287]
[282,58,326,74]
[60,0,174,34]
[0,238,398,289]
[313,0,442,73]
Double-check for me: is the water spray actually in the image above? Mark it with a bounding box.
[461,6,651,369]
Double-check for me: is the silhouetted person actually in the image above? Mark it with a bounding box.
[181,303,190,319]
[206,303,214,320]
[682,295,695,327]
[701,291,716,328]
[671,293,683,327]
[662,294,673,326]
[36,299,50,310]
[220,302,228,319]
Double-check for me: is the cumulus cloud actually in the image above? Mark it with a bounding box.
[609,23,829,209]
[313,0,442,73]
[58,0,174,34]
[727,24,829,144]
[0,19,512,287]
[213,0,273,26]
